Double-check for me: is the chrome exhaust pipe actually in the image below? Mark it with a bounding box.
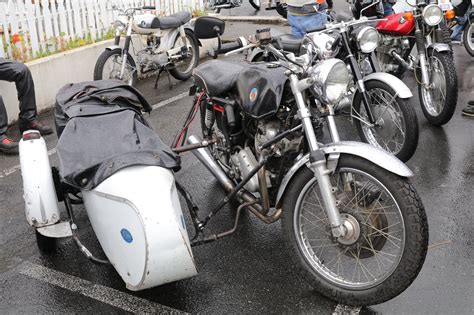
[188,135,234,192]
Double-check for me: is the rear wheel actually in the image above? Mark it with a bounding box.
[353,80,419,162]
[249,0,261,10]
[418,50,457,125]
[93,48,137,86]
[169,29,200,81]
[463,18,474,57]
[35,230,57,253]
[281,154,428,306]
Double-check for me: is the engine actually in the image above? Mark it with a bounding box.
[376,34,411,74]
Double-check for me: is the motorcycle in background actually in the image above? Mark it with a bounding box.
[445,0,474,56]
[93,5,199,87]
[208,0,261,13]
[266,0,288,18]
[350,0,458,126]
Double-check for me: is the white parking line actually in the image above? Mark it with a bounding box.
[18,260,184,313]
[0,92,189,180]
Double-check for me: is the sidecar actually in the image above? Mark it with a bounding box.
[19,80,197,290]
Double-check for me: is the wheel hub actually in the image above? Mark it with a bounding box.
[337,213,361,245]
[373,105,397,139]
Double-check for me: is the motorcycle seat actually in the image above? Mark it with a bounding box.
[275,34,302,54]
[158,11,191,30]
[193,60,244,96]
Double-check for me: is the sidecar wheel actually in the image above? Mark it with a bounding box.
[281,154,428,306]
[35,230,57,253]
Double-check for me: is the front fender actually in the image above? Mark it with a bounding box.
[275,141,414,207]
[105,45,122,51]
[362,72,413,99]
[247,47,266,63]
[427,43,451,53]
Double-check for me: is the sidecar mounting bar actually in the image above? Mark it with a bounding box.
[172,139,216,154]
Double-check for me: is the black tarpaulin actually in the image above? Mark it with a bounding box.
[54,80,180,190]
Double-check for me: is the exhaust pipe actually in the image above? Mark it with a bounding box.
[188,135,234,192]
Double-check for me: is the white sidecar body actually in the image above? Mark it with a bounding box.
[82,165,198,291]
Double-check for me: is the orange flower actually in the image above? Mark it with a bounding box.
[11,33,22,44]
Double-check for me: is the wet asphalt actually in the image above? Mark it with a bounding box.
[1,2,473,314]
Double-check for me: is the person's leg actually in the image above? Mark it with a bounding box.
[299,12,328,34]
[0,59,36,122]
[451,14,468,42]
[0,95,19,154]
[287,14,307,38]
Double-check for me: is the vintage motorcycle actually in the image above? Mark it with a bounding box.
[93,5,199,87]
[244,14,419,162]
[208,0,261,13]
[19,17,428,307]
[350,0,458,125]
[446,0,474,56]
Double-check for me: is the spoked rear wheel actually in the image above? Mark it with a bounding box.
[169,29,200,81]
[353,80,419,162]
[282,155,428,306]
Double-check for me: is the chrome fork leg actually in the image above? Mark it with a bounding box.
[290,76,345,238]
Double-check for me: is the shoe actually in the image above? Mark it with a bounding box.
[468,100,474,106]
[0,136,19,154]
[462,105,474,117]
[19,120,53,135]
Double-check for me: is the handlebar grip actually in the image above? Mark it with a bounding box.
[225,104,235,128]
[142,6,155,9]
[218,40,244,54]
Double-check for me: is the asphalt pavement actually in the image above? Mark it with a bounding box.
[0,3,473,314]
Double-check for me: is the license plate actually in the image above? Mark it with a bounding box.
[438,0,454,11]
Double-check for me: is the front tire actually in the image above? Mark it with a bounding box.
[418,50,457,125]
[93,48,137,86]
[169,29,200,81]
[281,154,428,306]
[353,80,419,162]
[463,18,474,57]
[249,0,261,10]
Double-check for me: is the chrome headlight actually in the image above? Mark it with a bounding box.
[304,33,339,59]
[422,4,443,26]
[356,26,379,54]
[114,17,127,32]
[311,59,350,105]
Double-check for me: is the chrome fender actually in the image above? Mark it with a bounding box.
[105,45,122,51]
[427,43,451,53]
[275,141,414,207]
[361,72,413,99]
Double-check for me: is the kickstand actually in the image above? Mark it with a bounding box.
[154,67,173,90]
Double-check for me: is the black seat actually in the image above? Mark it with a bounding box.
[193,60,244,96]
[275,34,302,54]
[158,11,192,30]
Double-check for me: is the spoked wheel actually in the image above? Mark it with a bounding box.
[249,0,261,10]
[463,18,474,57]
[169,29,200,81]
[353,80,419,162]
[93,48,137,86]
[418,50,457,125]
[282,155,428,306]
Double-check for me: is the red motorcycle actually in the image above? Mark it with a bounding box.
[350,0,458,126]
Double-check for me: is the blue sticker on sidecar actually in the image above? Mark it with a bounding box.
[120,228,133,243]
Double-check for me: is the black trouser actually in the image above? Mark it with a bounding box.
[0,58,37,136]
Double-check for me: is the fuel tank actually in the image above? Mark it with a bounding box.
[376,13,415,35]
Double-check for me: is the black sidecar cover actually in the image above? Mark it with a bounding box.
[54,80,180,190]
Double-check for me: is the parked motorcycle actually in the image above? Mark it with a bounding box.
[245,15,419,162]
[93,5,199,87]
[180,17,428,306]
[446,0,474,56]
[350,0,458,125]
[208,0,261,13]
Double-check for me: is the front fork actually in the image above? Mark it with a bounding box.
[415,25,431,88]
[289,75,346,238]
[119,23,133,81]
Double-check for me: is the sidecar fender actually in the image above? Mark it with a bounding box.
[275,141,414,207]
[361,72,413,99]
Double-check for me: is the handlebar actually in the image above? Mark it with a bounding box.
[219,40,244,54]
[142,6,156,10]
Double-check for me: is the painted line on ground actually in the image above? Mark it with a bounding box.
[17,260,184,313]
[0,92,189,179]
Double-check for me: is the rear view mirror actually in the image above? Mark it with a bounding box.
[194,16,226,39]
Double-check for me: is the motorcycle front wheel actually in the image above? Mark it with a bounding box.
[418,50,457,125]
[169,29,200,81]
[463,18,474,57]
[281,154,428,306]
[352,80,419,162]
[93,48,137,86]
[249,0,261,10]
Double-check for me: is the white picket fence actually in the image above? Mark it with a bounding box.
[0,0,206,62]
